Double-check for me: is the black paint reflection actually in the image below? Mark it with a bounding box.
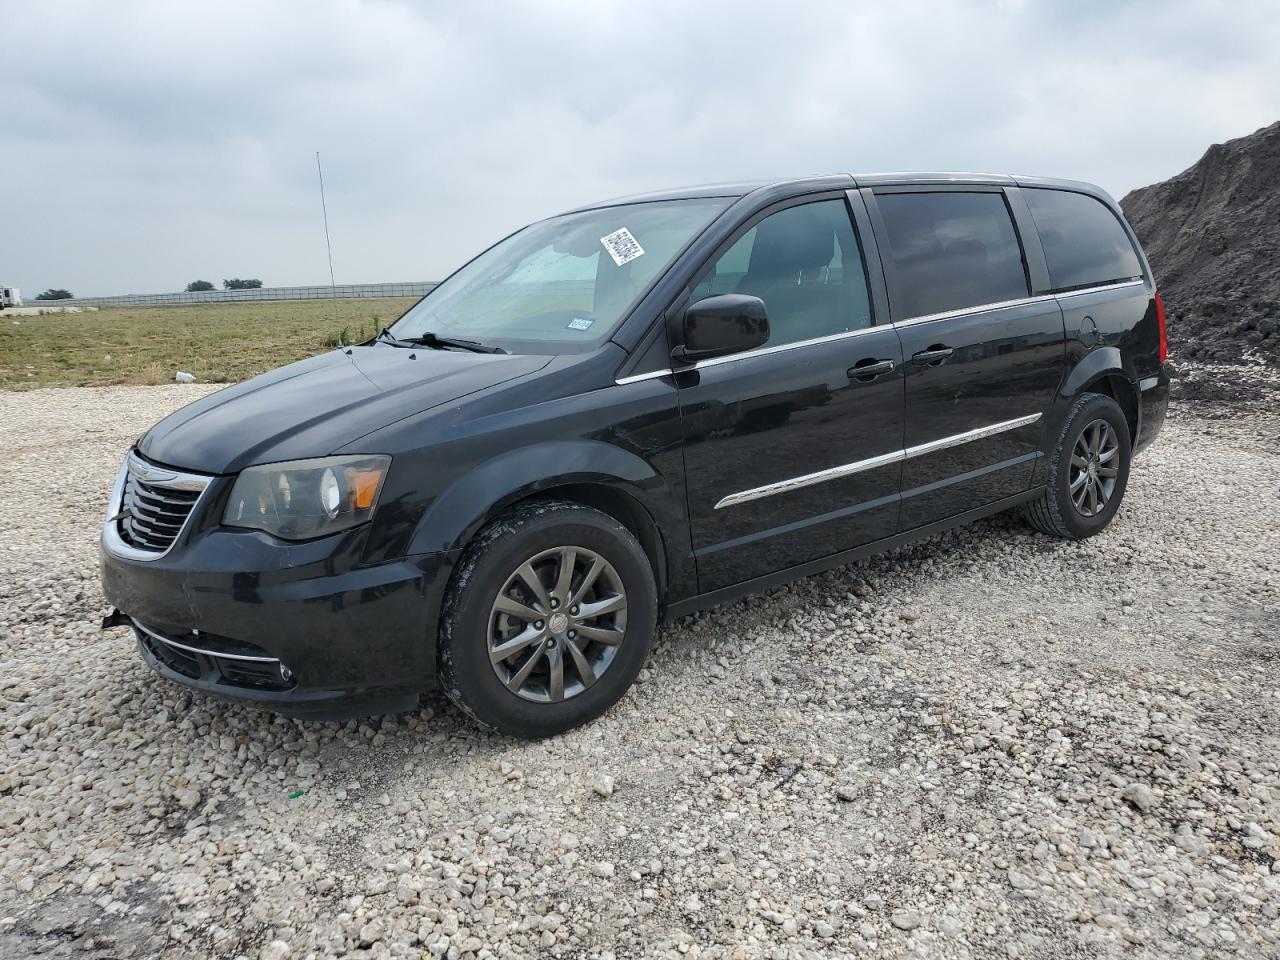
[897,301,1065,527]
[678,328,906,592]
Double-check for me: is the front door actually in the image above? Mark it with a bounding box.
[674,195,907,594]
[866,187,1065,529]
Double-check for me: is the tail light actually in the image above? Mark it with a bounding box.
[1154,292,1168,364]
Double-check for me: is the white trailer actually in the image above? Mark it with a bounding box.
[0,286,22,307]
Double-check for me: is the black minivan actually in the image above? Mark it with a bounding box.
[101,173,1169,736]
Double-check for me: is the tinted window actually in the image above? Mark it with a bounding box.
[692,199,872,347]
[876,192,1028,318]
[1025,188,1143,290]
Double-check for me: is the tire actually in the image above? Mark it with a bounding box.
[1022,392,1132,540]
[438,499,657,738]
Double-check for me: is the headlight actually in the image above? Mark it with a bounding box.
[223,455,390,540]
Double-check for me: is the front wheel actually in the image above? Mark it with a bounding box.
[439,500,657,738]
[1022,392,1132,539]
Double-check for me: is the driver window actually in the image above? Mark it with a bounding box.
[691,199,872,347]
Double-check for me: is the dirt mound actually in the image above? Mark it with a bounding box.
[1121,120,1280,365]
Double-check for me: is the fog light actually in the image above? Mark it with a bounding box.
[279,663,295,683]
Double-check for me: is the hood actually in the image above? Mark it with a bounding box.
[138,345,552,474]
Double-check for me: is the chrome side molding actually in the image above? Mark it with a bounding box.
[614,324,883,384]
[714,449,905,510]
[714,413,1042,509]
[901,413,1043,460]
[614,280,1147,385]
[893,279,1143,328]
[614,368,673,385]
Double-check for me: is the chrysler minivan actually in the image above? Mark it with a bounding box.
[101,173,1169,736]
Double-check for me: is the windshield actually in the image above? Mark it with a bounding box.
[390,198,731,352]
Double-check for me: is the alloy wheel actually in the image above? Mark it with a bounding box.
[1069,418,1119,518]
[487,546,628,703]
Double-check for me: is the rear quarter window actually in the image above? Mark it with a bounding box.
[876,191,1029,319]
[1024,188,1143,291]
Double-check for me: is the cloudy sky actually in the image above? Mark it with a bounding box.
[3,0,1279,298]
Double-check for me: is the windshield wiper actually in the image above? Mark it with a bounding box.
[373,327,506,354]
[373,327,412,347]
[410,332,508,354]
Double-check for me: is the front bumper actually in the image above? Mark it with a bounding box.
[100,524,451,719]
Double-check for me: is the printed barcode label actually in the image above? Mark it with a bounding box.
[600,227,645,266]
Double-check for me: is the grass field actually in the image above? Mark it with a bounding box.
[0,297,420,390]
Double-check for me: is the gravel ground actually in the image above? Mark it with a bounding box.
[1,381,1278,960]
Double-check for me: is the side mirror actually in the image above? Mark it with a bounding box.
[672,294,770,364]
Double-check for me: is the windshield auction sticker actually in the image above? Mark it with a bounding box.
[600,227,645,266]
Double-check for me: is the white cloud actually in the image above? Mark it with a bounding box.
[1,0,1277,296]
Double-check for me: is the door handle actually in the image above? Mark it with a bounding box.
[911,346,954,366]
[848,358,896,382]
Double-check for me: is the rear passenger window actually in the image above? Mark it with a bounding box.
[876,192,1029,319]
[1024,188,1143,291]
[691,199,872,348]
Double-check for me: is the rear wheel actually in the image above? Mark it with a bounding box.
[439,500,657,737]
[1023,392,1132,539]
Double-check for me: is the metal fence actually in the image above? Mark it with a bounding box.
[53,281,437,308]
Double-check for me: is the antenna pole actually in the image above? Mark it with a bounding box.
[316,150,336,294]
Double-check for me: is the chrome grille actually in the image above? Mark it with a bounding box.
[106,452,211,559]
[120,474,201,549]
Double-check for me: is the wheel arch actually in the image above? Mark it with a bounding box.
[1085,373,1138,444]
[409,440,676,604]
[518,482,669,604]
[1059,347,1140,442]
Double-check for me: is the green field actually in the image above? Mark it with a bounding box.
[0,297,419,390]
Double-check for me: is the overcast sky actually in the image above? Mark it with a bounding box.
[2,0,1279,298]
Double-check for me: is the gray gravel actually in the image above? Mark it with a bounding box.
[1,381,1278,959]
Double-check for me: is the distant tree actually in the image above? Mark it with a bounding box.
[222,278,264,290]
[35,288,74,300]
[185,280,215,292]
